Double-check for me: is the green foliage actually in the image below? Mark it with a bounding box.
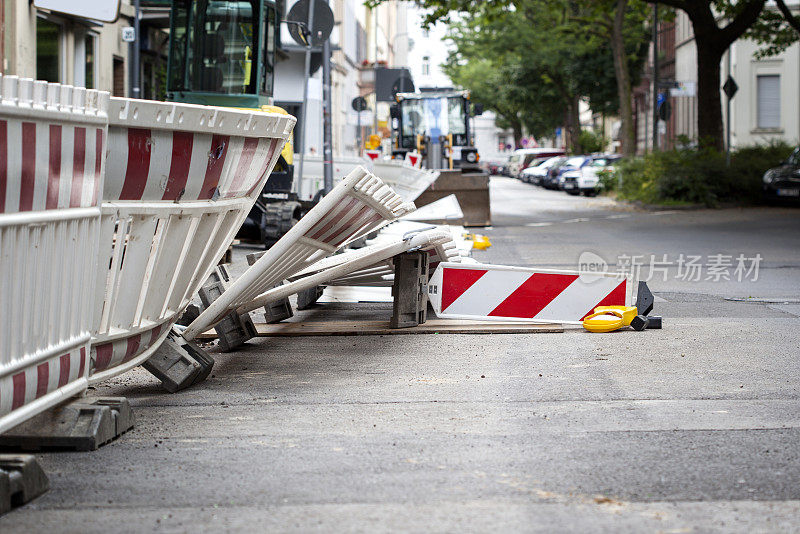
[441,0,650,151]
[613,142,795,206]
[578,129,608,154]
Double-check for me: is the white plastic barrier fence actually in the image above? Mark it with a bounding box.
[255,229,453,303]
[285,228,458,288]
[89,99,295,383]
[371,159,439,203]
[293,153,368,201]
[428,263,635,325]
[0,76,108,433]
[183,166,415,340]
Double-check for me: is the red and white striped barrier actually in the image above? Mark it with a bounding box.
[428,263,634,325]
[182,166,415,340]
[372,159,439,203]
[404,151,422,168]
[89,98,295,384]
[0,76,108,433]
[286,228,458,288]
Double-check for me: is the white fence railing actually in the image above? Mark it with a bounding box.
[287,229,456,289]
[285,229,460,288]
[183,166,415,340]
[0,76,108,433]
[371,159,439,203]
[293,153,368,201]
[89,98,295,383]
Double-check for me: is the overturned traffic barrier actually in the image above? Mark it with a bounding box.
[371,159,440,203]
[286,228,460,288]
[89,98,295,385]
[182,166,415,342]
[0,76,108,435]
[427,263,635,325]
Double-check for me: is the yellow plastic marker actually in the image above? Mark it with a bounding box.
[463,233,492,250]
[582,305,638,333]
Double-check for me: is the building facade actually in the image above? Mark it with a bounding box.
[2,0,137,96]
[634,4,800,154]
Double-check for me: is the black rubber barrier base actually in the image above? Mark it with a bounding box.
[0,455,49,515]
[0,397,134,452]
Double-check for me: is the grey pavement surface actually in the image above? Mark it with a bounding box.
[2,176,799,532]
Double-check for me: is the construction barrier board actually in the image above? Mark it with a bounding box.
[428,262,635,325]
[182,166,415,340]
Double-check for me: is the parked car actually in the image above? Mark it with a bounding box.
[572,155,622,196]
[485,160,505,175]
[521,156,566,185]
[546,155,591,190]
[763,147,800,202]
[507,148,566,179]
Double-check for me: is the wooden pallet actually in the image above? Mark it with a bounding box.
[197,319,562,338]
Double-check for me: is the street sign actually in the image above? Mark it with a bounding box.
[351,96,367,112]
[287,0,335,47]
[34,0,120,23]
[723,76,739,99]
[391,74,415,99]
[121,27,136,43]
[670,81,696,97]
[658,99,671,121]
[347,110,372,124]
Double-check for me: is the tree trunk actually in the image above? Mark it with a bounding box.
[611,0,635,156]
[512,122,523,149]
[695,38,724,151]
[566,97,582,153]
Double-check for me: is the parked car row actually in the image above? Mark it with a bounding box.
[484,148,567,180]
[520,153,622,196]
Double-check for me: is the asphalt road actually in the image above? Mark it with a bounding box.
[2,177,799,533]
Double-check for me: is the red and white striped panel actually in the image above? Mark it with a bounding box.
[104,128,281,202]
[91,323,165,373]
[0,118,104,214]
[0,345,88,420]
[428,263,633,324]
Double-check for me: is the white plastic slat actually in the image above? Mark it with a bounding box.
[182,166,416,340]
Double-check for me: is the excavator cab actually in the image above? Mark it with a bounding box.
[391,91,480,171]
[166,0,278,109]
[166,0,300,247]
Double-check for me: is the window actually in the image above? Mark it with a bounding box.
[36,18,62,83]
[447,97,466,135]
[422,56,430,76]
[73,31,97,89]
[168,0,260,94]
[113,56,125,97]
[262,4,276,96]
[85,33,96,89]
[757,74,780,129]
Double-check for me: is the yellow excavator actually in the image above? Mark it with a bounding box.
[165,0,301,246]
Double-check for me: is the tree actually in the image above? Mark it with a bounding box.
[440,1,642,153]
[644,1,767,150]
[370,0,649,156]
[567,0,651,156]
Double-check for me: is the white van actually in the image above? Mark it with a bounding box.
[507,148,566,179]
